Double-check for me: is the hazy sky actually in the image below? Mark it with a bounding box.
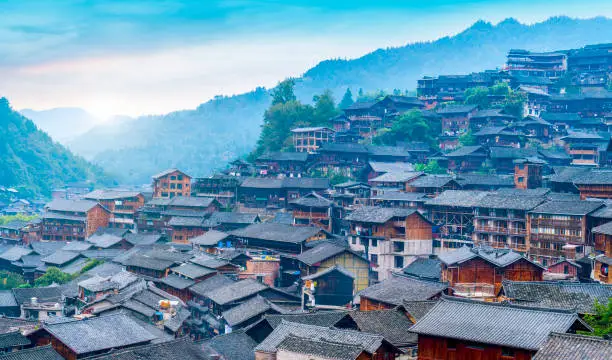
[1,0,611,119]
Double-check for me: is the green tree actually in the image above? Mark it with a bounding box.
[502,90,527,119]
[80,259,103,274]
[373,110,440,147]
[0,214,38,226]
[458,131,477,146]
[464,87,489,109]
[271,79,297,105]
[34,267,73,287]
[0,271,26,290]
[490,82,511,96]
[414,160,446,174]
[312,90,339,126]
[339,88,354,109]
[581,299,612,337]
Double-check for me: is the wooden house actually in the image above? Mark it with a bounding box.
[573,170,612,199]
[83,190,144,230]
[545,259,581,281]
[191,174,241,207]
[438,246,545,298]
[124,254,179,278]
[315,143,369,177]
[474,193,545,254]
[469,109,516,131]
[289,192,332,231]
[368,171,423,191]
[489,146,538,174]
[0,220,28,245]
[514,157,545,189]
[444,146,487,173]
[295,241,370,292]
[366,145,411,163]
[255,152,309,177]
[437,104,478,137]
[405,175,460,196]
[358,274,447,311]
[42,200,111,241]
[230,223,326,254]
[560,132,608,166]
[592,221,612,284]
[302,265,355,307]
[168,216,206,244]
[473,126,524,148]
[455,173,515,191]
[511,116,552,139]
[152,168,191,199]
[366,161,415,180]
[369,191,427,211]
[410,296,591,360]
[528,200,604,266]
[346,207,433,281]
[238,177,329,210]
[290,127,335,153]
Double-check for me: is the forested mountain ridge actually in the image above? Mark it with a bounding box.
[0,98,114,196]
[20,107,99,144]
[70,16,612,184]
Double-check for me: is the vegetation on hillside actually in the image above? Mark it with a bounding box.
[0,214,38,225]
[580,299,612,337]
[0,98,113,196]
[373,110,441,148]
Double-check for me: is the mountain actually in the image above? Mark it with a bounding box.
[70,16,612,184]
[20,107,99,144]
[0,98,114,196]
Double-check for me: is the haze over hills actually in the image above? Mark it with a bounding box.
[20,107,100,144]
[0,98,114,196]
[66,16,612,184]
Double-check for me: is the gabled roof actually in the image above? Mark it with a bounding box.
[11,286,63,306]
[368,171,423,183]
[407,175,456,189]
[402,257,441,281]
[344,206,422,224]
[532,332,612,360]
[438,246,545,269]
[425,190,489,208]
[230,223,323,244]
[41,250,81,266]
[29,241,67,257]
[206,212,260,226]
[289,192,332,208]
[255,320,385,354]
[348,307,416,347]
[263,311,349,329]
[45,199,100,213]
[409,297,588,351]
[358,275,447,305]
[477,193,546,210]
[0,247,32,262]
[444,146,485,158]
[366,146,410,158]
[168,216,205,227]
[541,112,581,122]
[124,233,164,246]
[62,242,93,252]
[502,280,612,314]
[190,230,229,247]
[0,220,28,231]
[0,331,30,349]
[402,300,438,322]
[124,254,177,271]
[489,146,537,159]
[257,151,309,162]
[302,265,355,280]
[205,279,267,305]
[222,295,286,327]
[87,233,124,249]
[85,338,210,360]
[592,221,612,235]
[171,262,217,279]
[573,170,612,186]
[296,242,357,266]
[189,254,235,270]
[203,330,256,360]
[368,161,415,173]
[152,168,189,180]
[240,177,330,190]
[83,189,142,200]
[276,336,365,360]
[41,314,156,355]
[529,200,603,216]
[370,191,427,202]
[436,104,478,115]
[189,274,235,298]
[318,143,369,154]
[157,274,196,290]
[0,345,63,360]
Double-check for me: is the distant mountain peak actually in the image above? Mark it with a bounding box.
[497,18,521,27]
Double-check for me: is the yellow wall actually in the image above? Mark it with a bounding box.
[318,252,370,292]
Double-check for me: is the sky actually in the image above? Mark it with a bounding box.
[1,0,611,119]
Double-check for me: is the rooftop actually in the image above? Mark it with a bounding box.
[345,206,420,224]
[205,278,267,305]
[230,223,322,244]
[425,190,490,208]
[358,275,447,306]
[532,332,612,360]
[45,199,100,213]
[530,200,603,216]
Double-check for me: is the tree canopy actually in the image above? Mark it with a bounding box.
[34,267,73,287]
[373,110,440,147]
[338,88,354,109]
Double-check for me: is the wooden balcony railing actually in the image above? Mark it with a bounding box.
[474,226,527,235]
[452,283,495,298]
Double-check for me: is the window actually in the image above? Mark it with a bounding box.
[371,254,378,265]
[501,347,515,357]
[371,239,378,247]
[351,237,357,245]
[564,265,569,274]
[447,339,457,350]
[177,184,183,189]
[394,256,404,268]
[393,241,405,253]
[170,176,177,180]
[517,176,524,183]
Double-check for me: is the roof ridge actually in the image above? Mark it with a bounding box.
[440,295,579,314]
[547,331,612,342]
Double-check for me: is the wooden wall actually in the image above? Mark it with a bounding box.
[417,335,533,360]
[359,296,394,311]
[86,205,111,237]
[319,251,370,291]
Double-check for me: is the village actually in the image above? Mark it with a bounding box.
[0,43,611,360]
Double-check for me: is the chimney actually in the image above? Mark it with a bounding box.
[31,297,37,305]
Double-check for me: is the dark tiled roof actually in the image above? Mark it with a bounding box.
[0,345,63,360]
[41,250,81,266]
[86,338,211,360]
[402,257,441,281]
[370,191,426,202]
[124,254,177,271]
[151,168,187,179]
[12,286,62,305]
[502,280,612,314]
[189,274,236,298]
[345,206,419,224]
[425,190,489,207]
[438,246,544,269]
[263,311,349,329]
[0,220,27,231]
[84,189,142,200]
[157,274,196,290]
[348,307,417,347]
[368,161,415,173]
[455,173,514,187]
[206,212,259,226]
[190,230,229,247]
[533,333,612,360]
[0,291,17,308]
[0,331,30,349]
[189,255,233,269]
[87,233,124,249]
[409,297,587,351]
[42,314,156,355]
[369,171,423,183]
[289,192,332,208]
[477,194,546,210]
[358,275,447,305]
[29,242,67,257]
[171,262,217,279]
[443,146,484,158]
[296,242,352,266]
[530,200,603,216]
[541,112,581,122]
[204,330,256,360]
[593,221,612,236]
[276,335,365,360]
[257,151,308,162]
[206,279,267,305]
[45,199,99,213]
[573,170,612,185]
[302,265,354,280]
[0,247,33,262]
[124,233,164,246]
[549,166,591,183]
[408,175,455,188]
[402,300,438,321]
[168,216,205,227]
[538,149,571,160]
[366,146,410,157]
[436,104,477,114]
[255,320,385,354]
[230,223,322,244]
[240,177,329,190]
[318,143,369,154]
[489,146,537,159]
[62,242,93,252]
[222,295,285,327]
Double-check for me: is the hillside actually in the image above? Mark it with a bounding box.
[20,107,99,144]
[70,16,612,184]
[0,98,114,196]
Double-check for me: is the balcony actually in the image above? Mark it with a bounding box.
[474,226,527,235]
[529,247,563,257]
[452,283,495,298]
[293,210,328,220]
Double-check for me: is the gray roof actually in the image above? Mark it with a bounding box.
[408,175,455,188]
[206,212,259,226]
[205,278,267,305]
[370,191,427,202]
[204,330,256,360]
[42,212,86,222]
[87,233,124,249]
[348,307,417,347]
[257,151,308,162]
[165,196,216,208]
[368,161,415,173]
[0,220,27,231]
[190,230,229,247]
[409,297,588,351]
[358,275,447,305]
[29,242,67,257]
[171,262,217,279]
[189,255,234,269]
[573,170,612,185]
[11,287,63,305]
[189,274,236,298]
[0,331,30,349]
[41,250,81,266]
[402,257,441,281]
[124,233,164,246]
[593,221,612,236]
[502,280,612,314]
[489,146,538,159]
[45,199,100,213]
[168,216,205,227]
[61,242,93,252]
[157,274,196,290]
[0,318,36,335]
[549,166,591,183]
[230,223,322,244]
[222,295,285,327]
[477,194,546,210]
[438,246,544,269]
[0,247,32,262]
[84,189,142,200]
[402,300,438,321]
[124,254,178,271]
[0,291,17,308]
[255,320,385,354]
[444,146,484,158]
[263,311,349,329]
[369,171,423,183]
[425,190,489,207]
[78,271,138,292]
[366,146,410,157]
[296,242,354,266]
[0,345,63,360]
[302,265,355,280]
[151,168,188,179]
[289,192,332,208]
[532,332,612,360]
[437,104,477,114]
[530,200,603,215]
[240,177,329,190]
[42,313,156,355]
[276,335,365,360]
[345,206,420,224]
[86,338,210,360]
[455,173,514,187]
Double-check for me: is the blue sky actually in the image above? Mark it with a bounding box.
[1,0,611,118]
